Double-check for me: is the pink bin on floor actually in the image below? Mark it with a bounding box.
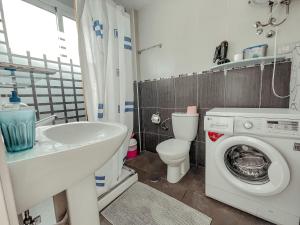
[127,138,138,159]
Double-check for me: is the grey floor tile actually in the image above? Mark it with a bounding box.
[126,151,167,177]
[125,152,273,225]
[144,177,187,201]
[100,215,111,225]
[178,166,205,194]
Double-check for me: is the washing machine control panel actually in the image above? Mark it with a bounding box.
[266,120,298,132]
[243,121,253,129]
[234,117,300,137]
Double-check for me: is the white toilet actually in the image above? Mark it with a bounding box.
[156,113,199,183]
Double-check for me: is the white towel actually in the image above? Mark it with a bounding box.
[289,45,300,111]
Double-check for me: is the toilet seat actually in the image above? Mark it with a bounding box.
[156,139,190,160]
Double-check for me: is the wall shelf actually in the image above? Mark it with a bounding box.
[0,62,57,74]
[0,82,29,89]
[210,56,287,72]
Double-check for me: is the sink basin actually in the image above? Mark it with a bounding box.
[44,122,121,145]
[5,121,128,224]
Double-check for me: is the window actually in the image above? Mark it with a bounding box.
[2,0,59,60]
[2,0,80,63]
[62,16,80,64]
[0,0,85,123]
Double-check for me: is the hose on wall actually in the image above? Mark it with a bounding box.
[271,26,290,99]
[270,0,290,99]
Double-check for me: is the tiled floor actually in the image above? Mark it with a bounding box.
[100,151,274,225]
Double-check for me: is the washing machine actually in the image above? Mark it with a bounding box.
[204,108,300,225]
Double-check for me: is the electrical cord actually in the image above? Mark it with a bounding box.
[271,26,290,99]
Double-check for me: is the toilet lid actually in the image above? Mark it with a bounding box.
[156,139,190,159]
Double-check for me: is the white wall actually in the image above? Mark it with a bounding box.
[137,0,300,81]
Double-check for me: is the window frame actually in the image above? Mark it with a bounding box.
[3,0,79,61]
[22,0,75,32]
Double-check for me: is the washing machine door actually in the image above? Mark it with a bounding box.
[215,136,290,196]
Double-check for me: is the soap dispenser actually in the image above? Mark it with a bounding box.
[5,91,28,108]
[0,91,36,152]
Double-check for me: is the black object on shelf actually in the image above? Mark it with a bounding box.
[213,41,230,65]
[23,210,34,225]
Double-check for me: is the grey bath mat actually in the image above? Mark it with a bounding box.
[101,182,212,225]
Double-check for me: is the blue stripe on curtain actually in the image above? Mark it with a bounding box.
[124,45,132,50]
[93,20,103,38]
[124,101,134,112]
[95,176,105,180]
[125,101,134,105]
[98,103,104,118]
[118,101,134,113]
[124,36,132,50]
[95,176,105,187]
[114,29,118,38]
[124,36,131,42]
[125,108,134,112]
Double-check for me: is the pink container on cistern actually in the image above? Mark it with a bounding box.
[187,106,197,114]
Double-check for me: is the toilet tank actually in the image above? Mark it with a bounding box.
[172,113,199,141]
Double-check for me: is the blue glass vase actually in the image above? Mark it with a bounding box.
[0,109,36,152]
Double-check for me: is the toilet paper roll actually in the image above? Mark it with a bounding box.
[151,113,161,124]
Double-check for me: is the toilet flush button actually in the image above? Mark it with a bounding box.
[244,121,253,129]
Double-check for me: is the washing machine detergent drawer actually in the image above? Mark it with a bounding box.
[204,116,234,134]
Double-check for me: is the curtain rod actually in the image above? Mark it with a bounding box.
[138,43,162,55]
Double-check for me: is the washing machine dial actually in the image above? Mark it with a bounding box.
[244,121,253,129]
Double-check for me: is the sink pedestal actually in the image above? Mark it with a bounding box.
[67,175,100,225]
[6,122,127,222]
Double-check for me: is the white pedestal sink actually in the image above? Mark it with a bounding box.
[5,122,128,225]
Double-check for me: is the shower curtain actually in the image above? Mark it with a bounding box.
[289,45,300,111]
[76,0,134,195]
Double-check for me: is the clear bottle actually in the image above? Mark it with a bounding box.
[0,91,36,153]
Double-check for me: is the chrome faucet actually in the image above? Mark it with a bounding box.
[35,115,57,127]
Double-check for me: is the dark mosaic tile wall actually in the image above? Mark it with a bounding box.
[133,62,291,167]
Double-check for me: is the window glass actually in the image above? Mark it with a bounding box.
[62,16,80,65]
[2,0,59,60]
